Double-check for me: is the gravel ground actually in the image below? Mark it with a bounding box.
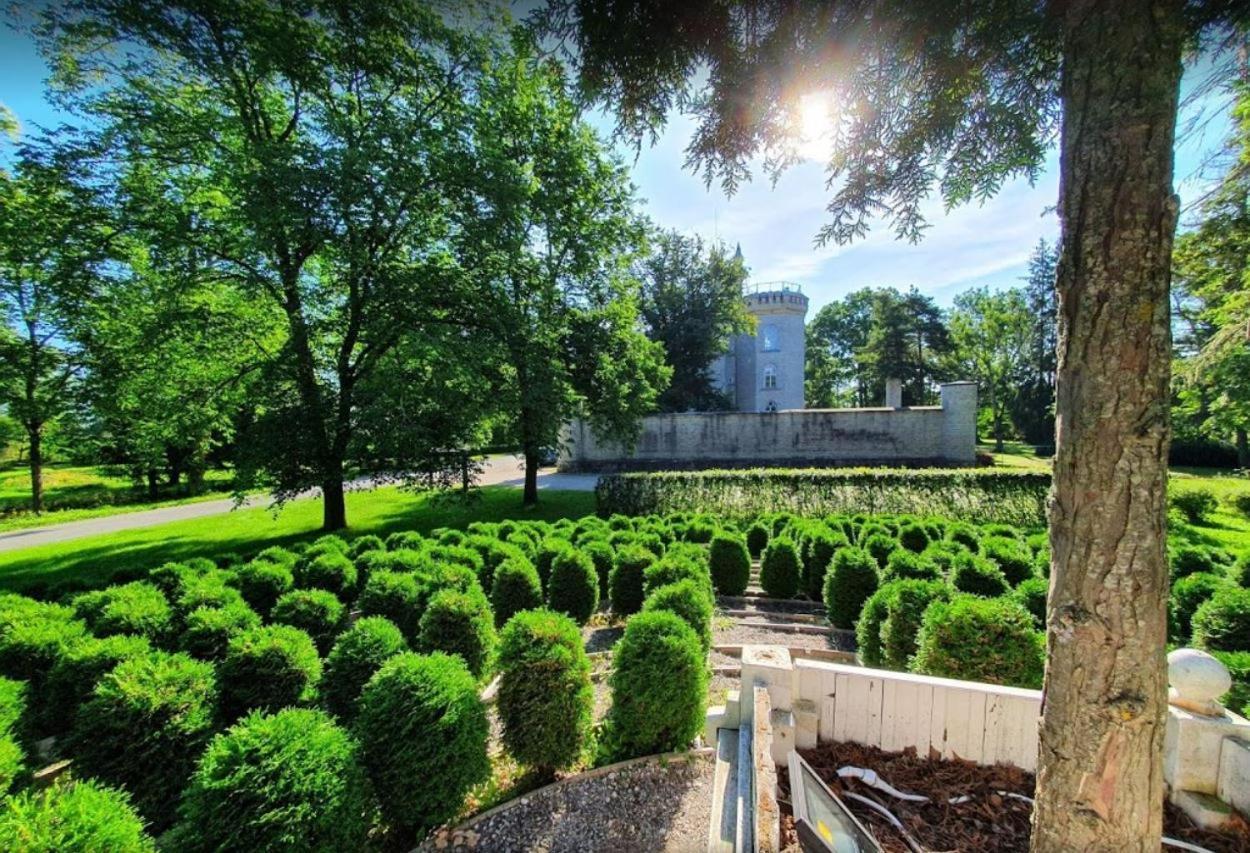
[714,623,855,652]
[426,754,715,852]
[583,624,624,653]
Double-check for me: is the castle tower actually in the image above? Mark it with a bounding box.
[732,282,808,412]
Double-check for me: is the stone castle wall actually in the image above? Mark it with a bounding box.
[561,381,977,470]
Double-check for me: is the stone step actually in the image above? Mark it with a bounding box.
[721,607,824,625]
[708,727,740,853]
[717,595,825,615]
[730,619,841,637]
[712,644,857,665]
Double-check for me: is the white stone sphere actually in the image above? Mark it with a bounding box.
[1168,648,1232,705]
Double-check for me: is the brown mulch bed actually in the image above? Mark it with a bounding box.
[779,741,1250,853]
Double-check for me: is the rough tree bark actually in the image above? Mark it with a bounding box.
[26,423,43,514]
[1031,1,1184,850]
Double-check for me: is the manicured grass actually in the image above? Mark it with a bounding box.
[0,486,594,594]
[0,464,235,532]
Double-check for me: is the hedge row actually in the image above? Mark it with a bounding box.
[595,468,1051,526]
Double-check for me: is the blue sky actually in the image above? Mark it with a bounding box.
[2,21,1233,314]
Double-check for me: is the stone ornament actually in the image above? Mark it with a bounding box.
[1168,648,1233,717]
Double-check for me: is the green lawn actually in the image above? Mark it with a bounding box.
[0,486,594,594]
[0,464,235,532]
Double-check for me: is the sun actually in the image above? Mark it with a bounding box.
[793,90,836,162]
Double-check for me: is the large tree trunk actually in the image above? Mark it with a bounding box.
[322,474,347,531]
[1031,1,1183,850]
[27,425,43,514]
[522,445,539,507]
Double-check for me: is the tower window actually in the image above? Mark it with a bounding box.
[763,364,777,389]
[761,324,780,351]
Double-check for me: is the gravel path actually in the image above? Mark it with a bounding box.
[427,754,714,852]
[714,623,855,652]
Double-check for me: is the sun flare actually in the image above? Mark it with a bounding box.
[793,90,837,162]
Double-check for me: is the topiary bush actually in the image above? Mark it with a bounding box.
[174,571,245,619]
[348,534,386,559]
[911,596,1044,689]
[861,532,897,569]
[40,634,151,734]
[897,522,932,553]
[546,549,600,625]
[0,598,86,691]
[322,616,408,722]
[605,611,707,760]
[294,551,357,601]
[496,609,593,777]
[0,732,19,795]
[823,547,880,629]
[709,533,751,596]
[71,582,171,642]
[234,560,293,617]
[854,587,892,667]
[880,549,941,584]
[1170,572,1229,642]
[181,601,261,661]
[746,521,770,558]
[1012,576,1049,629]
[801,527,844,599]
[1213,650,1250,718]
[174,708,372,852]
[1171,489,1219,524]
[760,539,802,598]
[0,779,155,851]
[610,545,654,616]
[1170,544,1219,579]
[880,579,951,670]
[147,561,201,599]
[356,570,425,643]
[355,652,490,836]
[417,589,496,679]
[71,651,218,827]
[271,589,345,655]
[951,552,1011,597]
[1191,586,1250,652]
[643,580,714,653]
[981,536,1035,586]
[219,625,321,721]
[643,553,713,602]
[580,539,616,600]
[535,538,574,593]
[491,557,544,628]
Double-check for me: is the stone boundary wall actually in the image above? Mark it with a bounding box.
[561,381,977,471]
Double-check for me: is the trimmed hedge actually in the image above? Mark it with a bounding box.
[271,589,345,655]
[596,469,1051,526]
[605,611,707,760]
[234,560,293,616]
[355,652,490,835]
[181,602,261,661]
[294,552,357,601]
[219,625,322,721]
[880,580,951,670]
[496,610,593,776]
[71,582,171,642]
[417,589,496,679]
[911,596,1044,689]
[609,546,654,616]
[823,547,880,630]
[535,538,574,593]
[1191,587,1250,652]
[322,617,408,722]
[356,571,426,643]
[491,557,544,628]
[1012,576,1049,630]
[982,536,1035,586]
[643,580,714,653]
[951,553,1010,597]
[760,539,802,598]
[71,651,218,827]
[746,521,770,558]
[1171,545,1220,579]
[546,549,600,625]
[709,533,751,596]
[174,708,372,852]
[0,779,155,851]
[581,539,616,599]
[1170,572,1229,642]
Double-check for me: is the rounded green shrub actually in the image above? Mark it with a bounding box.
[385,531,427,552]
[294,551,357,601]
[1171,489,1219,524]
[466,536,523,592]
[1213,651,1250,718]
[181,601,261,661]
[1171,544,1219,579]
[417,589,496,679]
[801,527,844,599]
[0,732,19,794]
[254,546,298,568]
[880,580,951,670]
[823,547,879,630]
[72,582,171,642]
[951,553,1010,597]
[42,633,152,733]
[175,708,372,852]
[271,589,345,655]
[546,549,600,625]
[760,539,802,598]
[147,561,200,598]
[0,779,155,851]
[745,521,770,558]
[356,570,425,643]
[709,533,751,596]
[1192,586,1250,652]
[643,580,714,653]
[1012,576,1049,630]
[581,539,616,599]
[945,524,982,553]
[534,538,574,594]
[322,617,408,722]
[0,599,86,688]
[348,534,385,559]
[897,522,932,553]
[862,533,897,568]
[234,560,293,616]
[643,553,713,601]
[496,610,593,776]
[219,625,321,721]
[605,611,707,760]
[71,651,217,827]
[881,549,941,584]
[1170,572,1229,642]
[491,557,544,628]
[0,675,26,741]
[1230,552,1250,587]
[174,572,244,619]
[911,596,1044,688]
[610,546,654,616]
[982,536,1035,586]
[355,652,490,835]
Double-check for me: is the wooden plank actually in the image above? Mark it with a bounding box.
[834,671,869,744]
[928,684,949,760]
[864,674,884,749]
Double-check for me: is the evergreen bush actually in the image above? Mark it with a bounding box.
[709,533,751,596]
[911,596,1044,688]
[174,708,372,852]
[951,552,1011,597]
[348,535,386,559]
[71,582,171,642]
[271,589,345,655]
[760,539,802,598]
[417,589,496,679]
[1191,586,1250,652]
[581,538,616,599]
[535,538,574,593]
[322,616,408,722]
[1170,544,1220,579]
[861,532,897,568]
[546,549,600,625]
[356,570,425,643]
[218,625,321,721]
[982,536,1035,586]
[880,549,941,584]
[0,780,155,851]
[181,601,261,661]
[642,580,714,652]
[1170,489,1219,524]
[609,545,654,616]
[897,522,932,553]
[42,634,151,733]
[355,652,490,835]
[880,579,951,670]
[1170,572,1229,642]
[491,557,544,628]
[801,526,843,599]
[496,610,593,776]
[823,547,879,629]
[294,551,357,601]
[643,553,713,600]
[234,560,293,616]
[746,521,770,558]
[1012,576,1049,629]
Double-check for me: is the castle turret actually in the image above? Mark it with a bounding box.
[732,282,808,412]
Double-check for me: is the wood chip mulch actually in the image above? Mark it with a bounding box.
[778,740,1250,853]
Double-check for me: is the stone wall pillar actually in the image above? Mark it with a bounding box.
[885,378,903,409]
[940,381,977,464]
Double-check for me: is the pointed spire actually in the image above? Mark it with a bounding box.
[733,242,743,262]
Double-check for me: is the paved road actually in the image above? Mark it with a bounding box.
[0,456,599,553]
